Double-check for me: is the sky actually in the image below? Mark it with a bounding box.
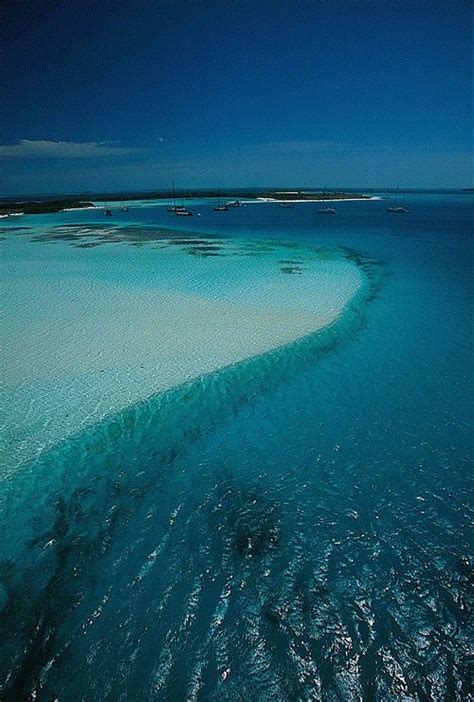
[0,0,472,195]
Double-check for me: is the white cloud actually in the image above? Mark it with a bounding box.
[0,139,139,159]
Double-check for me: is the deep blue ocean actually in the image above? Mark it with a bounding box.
[1,193,472,700]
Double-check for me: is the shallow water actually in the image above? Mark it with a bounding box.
[1,225,363,474]
[0,194,472,700]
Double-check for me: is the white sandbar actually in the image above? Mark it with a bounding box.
[1,232,362,474]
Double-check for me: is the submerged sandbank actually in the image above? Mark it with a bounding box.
[1,228,364,473]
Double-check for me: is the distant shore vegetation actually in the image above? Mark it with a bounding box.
[0,200,95,216]
[0,190,371,216]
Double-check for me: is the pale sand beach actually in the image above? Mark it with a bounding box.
[60,206,97,212]
[81,196,381,211]
[254,196,382,203]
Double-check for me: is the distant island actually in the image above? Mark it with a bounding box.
[0,190,372,217]
[0,199,95,216]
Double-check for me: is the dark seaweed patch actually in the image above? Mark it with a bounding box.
[185,246,224,257]
[281,266,303,275]
[0,467,145,699]
[187,250,222,257]
[263,603,286,627]
[166,238,222,246]
[210,482,280,559]
[190,245,221,252]
[74,242,105,248]
[26,225,230,252]
[31,233,79,242]
[240,250,268,257]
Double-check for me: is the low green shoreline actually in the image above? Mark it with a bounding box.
[0,190,370,216]
[0,199,95,216]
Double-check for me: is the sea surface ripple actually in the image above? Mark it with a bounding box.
[0,194,472,700]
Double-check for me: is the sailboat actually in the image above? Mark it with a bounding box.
[387,185,408,212]
[318,183,336,213]
[175,209,193,216]
[213,190,228,212]
[167,181,179,212]
[103,195,113,216]
[167,181,191,214]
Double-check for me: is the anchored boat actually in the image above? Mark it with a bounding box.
[213,191,228,212]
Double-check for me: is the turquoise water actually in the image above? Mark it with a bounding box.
[1,222,362,474]
[0,194,472,699]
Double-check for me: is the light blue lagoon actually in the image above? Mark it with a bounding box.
[0,193,472,700]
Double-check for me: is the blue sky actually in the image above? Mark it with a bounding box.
[1,0,472,195]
